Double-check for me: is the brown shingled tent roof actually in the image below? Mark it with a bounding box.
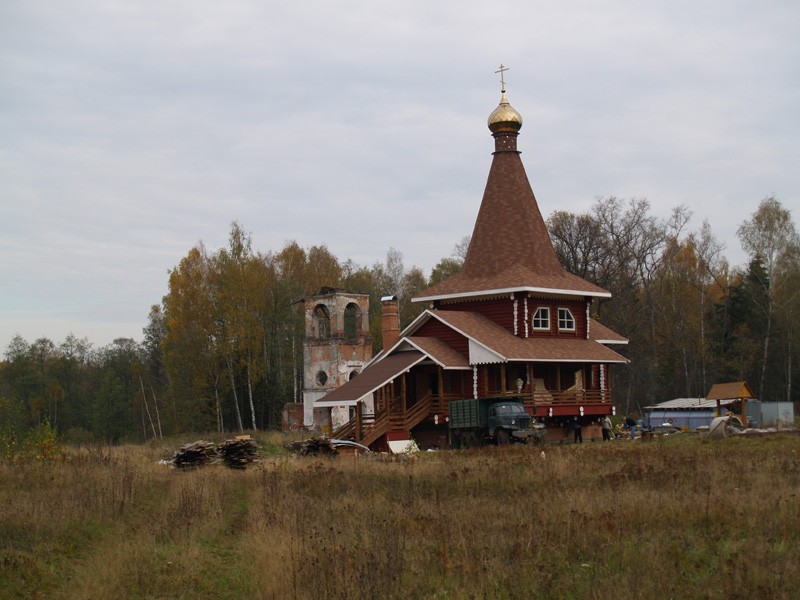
[414,117,608,302]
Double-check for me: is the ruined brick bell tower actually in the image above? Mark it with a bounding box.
[301,287,372,431]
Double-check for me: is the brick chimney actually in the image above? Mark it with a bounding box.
[381,295,400,350]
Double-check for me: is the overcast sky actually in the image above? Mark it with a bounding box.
[1,0,798,353]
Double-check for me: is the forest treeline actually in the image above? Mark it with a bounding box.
[1,195,798,444]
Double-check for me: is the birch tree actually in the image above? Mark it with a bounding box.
[214,222,264,431]
[691,221,729,393]
[737,196,800,400]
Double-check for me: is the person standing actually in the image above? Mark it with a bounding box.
[601,415,613,441]
[571,417,583,443]
[625,414,637,440]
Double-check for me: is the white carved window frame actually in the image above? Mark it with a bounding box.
[557,307,576,332]
[532,306,550,331]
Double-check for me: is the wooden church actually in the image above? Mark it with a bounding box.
[317,73,628,449]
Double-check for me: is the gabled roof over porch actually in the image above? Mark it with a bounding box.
[315,334,474,407]
[315,350,425,406]
[404,336,471,369]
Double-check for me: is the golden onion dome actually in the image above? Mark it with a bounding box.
[487,91,523,133]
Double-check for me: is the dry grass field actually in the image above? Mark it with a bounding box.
[2,432,799,599]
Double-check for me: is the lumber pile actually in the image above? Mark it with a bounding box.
[172,440,218,469]
[169,436,259,469]
[218,436,259,469]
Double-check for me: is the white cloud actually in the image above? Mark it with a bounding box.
[1,0,798,350]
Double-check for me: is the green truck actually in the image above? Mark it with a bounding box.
[448,397,546,448]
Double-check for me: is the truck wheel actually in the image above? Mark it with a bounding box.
[496,428,510,445]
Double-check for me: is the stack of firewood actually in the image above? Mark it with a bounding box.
[217,436,259,469]
[284,437,338,456]
[172,440,218,468]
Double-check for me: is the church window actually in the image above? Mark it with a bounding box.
[315,370,328,386]
[532,307,550,330]
[558,308,575,331]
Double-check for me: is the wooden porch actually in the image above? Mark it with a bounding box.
[330,369,613,448]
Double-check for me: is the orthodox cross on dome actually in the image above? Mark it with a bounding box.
[495,64,509,92]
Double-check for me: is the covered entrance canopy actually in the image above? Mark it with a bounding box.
[314,350,426,407]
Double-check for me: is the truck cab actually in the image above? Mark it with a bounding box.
[449,397,546,447]
[489,401,545,444]
[488,402,529,437]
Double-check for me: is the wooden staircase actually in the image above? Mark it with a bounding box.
[332,393,434,448]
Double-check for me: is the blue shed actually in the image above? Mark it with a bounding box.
[644,397,742,430]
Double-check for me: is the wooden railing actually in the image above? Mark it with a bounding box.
[331,399,389,445]
[360,410,391,447]
[331,392,441,447]
[488,388,610,405]
[395,393,433,431]
[333,419,356,441]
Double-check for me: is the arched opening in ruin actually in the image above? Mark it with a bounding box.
[343,302,361,341]
[314,304,330,338]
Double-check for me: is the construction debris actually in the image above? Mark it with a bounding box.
[706,416,800,440]
[218,436,259,469]
[733,427,800,437]
[707,415,745,440]
[172,440,218,469]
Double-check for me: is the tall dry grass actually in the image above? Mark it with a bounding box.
[1,433,799,599]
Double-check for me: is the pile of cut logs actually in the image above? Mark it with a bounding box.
[170,436,259,469]
[172,440,218,468]
[218,436,259,469]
